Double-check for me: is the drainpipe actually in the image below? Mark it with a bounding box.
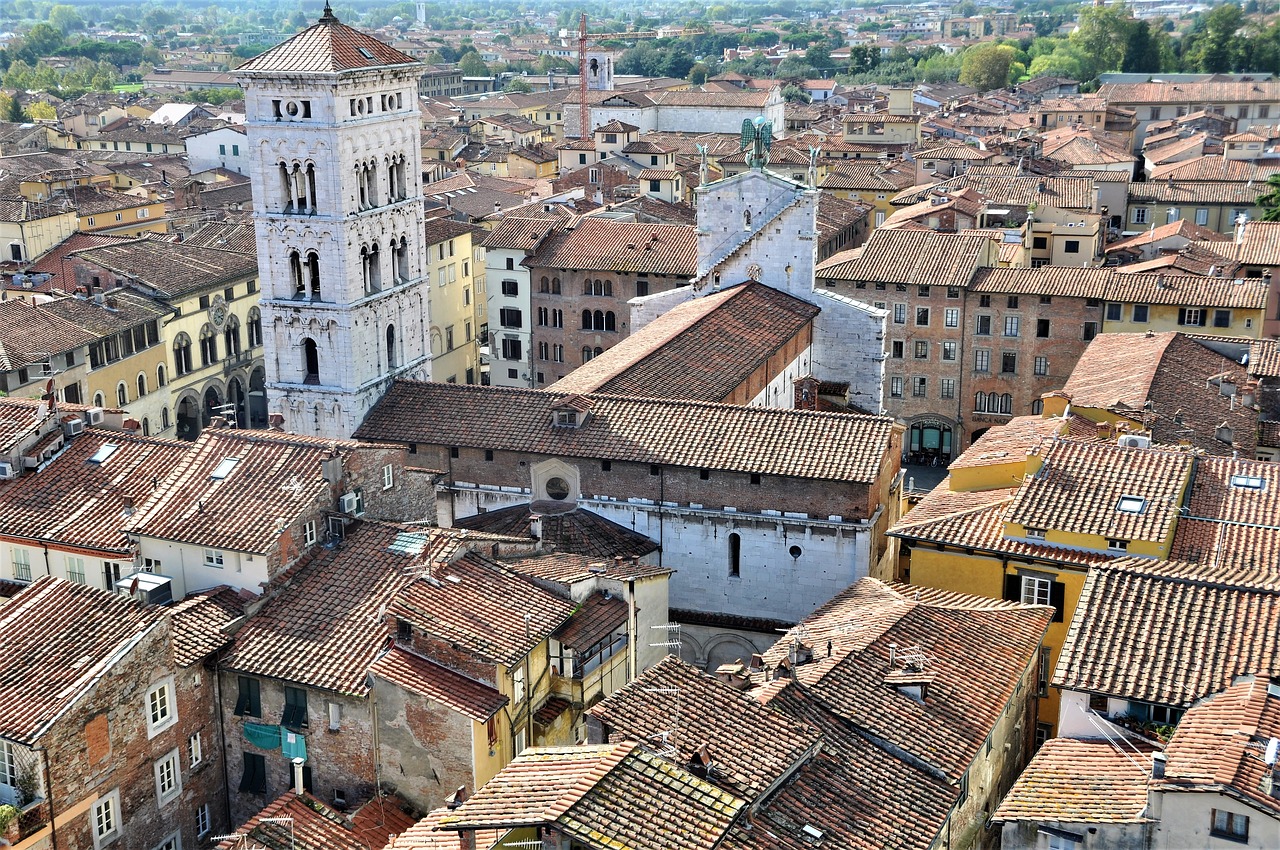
[627,579,637,680]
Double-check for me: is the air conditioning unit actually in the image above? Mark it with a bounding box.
[0,461,16,480]
[339,492,363,515]
[86,407,105,425]
[1118,435,1151,450]
[63,418,85,437]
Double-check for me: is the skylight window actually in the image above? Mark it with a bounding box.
[88,444,119,464]
[357,47,376,60]
[1116,495,1146,514]
[1230,474,1266,491]
[210,457,240,480]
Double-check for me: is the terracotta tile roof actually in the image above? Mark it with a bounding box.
[1063,333,1257,457]
[179,220,258,254]
[69,237,257,300]
[1105,219,1228,254]
[25,232,134,279]
[0,577,160,744]
[1149,157,1280,185]
[895,174,1096,212]
[505,552,673,585]
[815,228,992,284]
[546,282,817,401]
[1110,269,1267,308]
[1117,244,1242,277]
[818,161,917,191]
[386,808,502,850]
[1100,79,1280,105]
[554,591,627,651]
[892,487,1116,570]
[479,216,560,251]
[992,737,1155,824]
[39,289,172,337]
[948,415,1071,471]
[164,584,247,668]
[222,521,420,696]
[758,579,1052,782]
[453,502,658,559]
[1250,338,1280,378]
[220,790,416,850]
[967,265,1109,298]
[590,655,821,798]
[1156,676,1280,815]
[1201,220,1280,268]
[235,13,419,75]
[439,741,746,850]
[388,552,576,667]
[1008,439,1193,546]
[595,119,639,133]
[526,218,696,276]
[368,645,507,722]
[1262,420,1280,446]
[1053,557,1280,706]
[0,429,190,555]
[123,428,360,554]
[356,381,897,485]
[0,299,97,368]
[1128,181,1268,206]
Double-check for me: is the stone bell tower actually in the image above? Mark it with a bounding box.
[236,3,431,438]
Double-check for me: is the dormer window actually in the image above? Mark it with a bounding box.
[88,444,119,465]
[555,410,578,428]
[1116,495,1146,514]
[1025,527,1046,541]
[1107,538,1129,552]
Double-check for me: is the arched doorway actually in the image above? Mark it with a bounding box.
[248,367,268,429]
[203,386,223,428]
[227,377,247,428]
[176,395,200,441]
[908,420,954,465]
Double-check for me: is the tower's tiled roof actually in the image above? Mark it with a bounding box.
[236,7,419,75]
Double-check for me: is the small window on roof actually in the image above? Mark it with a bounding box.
[1116,495,1146,514]
[1231,474,1266,491]
[358,47,376,60]
[210,457,240,480]
[88,444,119,464]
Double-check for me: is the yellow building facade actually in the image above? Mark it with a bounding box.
[425,218,484,385]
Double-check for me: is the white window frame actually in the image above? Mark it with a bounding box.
[11,547,30,582]
[1116,495,1146,514]
[1021,575,1051,606]
[196,803,210,838]
[383,463,394,489]
[1025,528,1046,541]
[203,549,224,569]
[146,677,177,737]
[304,520,317,547]
[944,307,959,327]
[153,748,181,806]
[1107,538,1129,552]
[188,732,202,767]
[151,831,180,850]
[513,665,526,702]
[92,789,121,849]
[65,554,86,585]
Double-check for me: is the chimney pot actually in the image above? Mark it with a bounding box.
[291,757,305,795]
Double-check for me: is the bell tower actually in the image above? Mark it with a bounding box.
[236,3,431,438]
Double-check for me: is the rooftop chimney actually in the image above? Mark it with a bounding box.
[445,786,468,809]
[291,757,305,795]
[1151,751,1166,779]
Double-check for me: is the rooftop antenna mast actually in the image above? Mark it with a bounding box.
[647,623,683,759]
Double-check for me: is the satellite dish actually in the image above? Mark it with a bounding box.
[1265,737,1279,766]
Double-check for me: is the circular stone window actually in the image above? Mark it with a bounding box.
[789,545,803,559]
[545,476,571,501]
[284,100,301,117]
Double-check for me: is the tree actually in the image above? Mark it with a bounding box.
[505,76,532,93]
[781,84,811,103]
[1258,173,1280,221]
[6,95,23,122]
[1121,20,1162,73]
[1190,3,1244,72]
[458,52,489,77]
[959,43,1015,92]
[47,4,84,34]
[1070,3,1136,78]
[688,62,709,84]
[24,100,54,119]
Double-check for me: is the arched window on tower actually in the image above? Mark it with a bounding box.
[156,363,166,388]
[386,324,397,370]
[581,309,592,330]
[356,163,368,209]
[305,162,317,212]
[137,373,147,399]
[289,250,305,297]
[365,160,379,207]
[302,338,319,384]
[307,252,321,299]
[279,162,293,211]
[363,243,381,294]
[604,311,616,332]
[592,310,605,330]
[394,236,409,281]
